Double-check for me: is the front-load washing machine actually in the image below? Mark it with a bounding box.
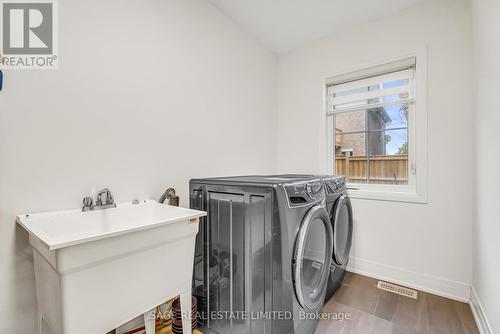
[190,175,333,334]
[322,176,353,302]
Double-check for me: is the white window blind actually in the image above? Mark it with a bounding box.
[327,58,416,114]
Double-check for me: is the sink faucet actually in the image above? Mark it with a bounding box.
[82,188,117,212]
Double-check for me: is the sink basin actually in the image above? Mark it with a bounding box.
[17,199,206,334]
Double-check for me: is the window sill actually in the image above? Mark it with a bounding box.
[346,185,427,204]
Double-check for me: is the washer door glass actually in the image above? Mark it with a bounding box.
[332,195,353,266]
[294,205,333,309]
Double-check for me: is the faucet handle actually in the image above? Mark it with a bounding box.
[82,197,94,212]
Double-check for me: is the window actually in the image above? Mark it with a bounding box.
[326,56,427,202]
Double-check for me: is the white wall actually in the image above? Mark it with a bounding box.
[0,0,277,332]
[276,0,474,300]
[472,0,500,332]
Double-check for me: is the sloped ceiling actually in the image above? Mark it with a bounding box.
[206,0,429,53]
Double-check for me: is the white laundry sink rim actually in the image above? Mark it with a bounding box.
[16,199,207,250]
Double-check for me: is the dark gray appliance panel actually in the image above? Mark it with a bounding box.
[191,185,273,334]
[208,192,245,334]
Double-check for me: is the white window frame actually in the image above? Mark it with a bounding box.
[325,49,428,203]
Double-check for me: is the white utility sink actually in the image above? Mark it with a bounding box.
[17,199,206,334]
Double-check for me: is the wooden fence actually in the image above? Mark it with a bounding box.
[335,155,408,184]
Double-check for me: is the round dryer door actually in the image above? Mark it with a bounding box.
[293,205,333,309]
[332,195,353,266]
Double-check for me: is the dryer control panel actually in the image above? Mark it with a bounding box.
[284,181,325,207]
[324,176,346,195]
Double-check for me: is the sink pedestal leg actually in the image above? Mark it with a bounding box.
[180,291,192,334]
[143,308,156,334]
[37,312,43,334]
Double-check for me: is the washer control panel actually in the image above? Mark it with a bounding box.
[284,181,325,206]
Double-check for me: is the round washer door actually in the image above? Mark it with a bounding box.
[332,195,353,266]
[294,205,333,309]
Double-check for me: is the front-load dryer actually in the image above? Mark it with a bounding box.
[190,175,333,334]
[322,176,353,302]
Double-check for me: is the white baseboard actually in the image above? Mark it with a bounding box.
[470,288,493,334]
[346,257,470,302]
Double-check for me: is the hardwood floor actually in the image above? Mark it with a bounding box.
[120,273,477,334]
[316,273,479,334]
